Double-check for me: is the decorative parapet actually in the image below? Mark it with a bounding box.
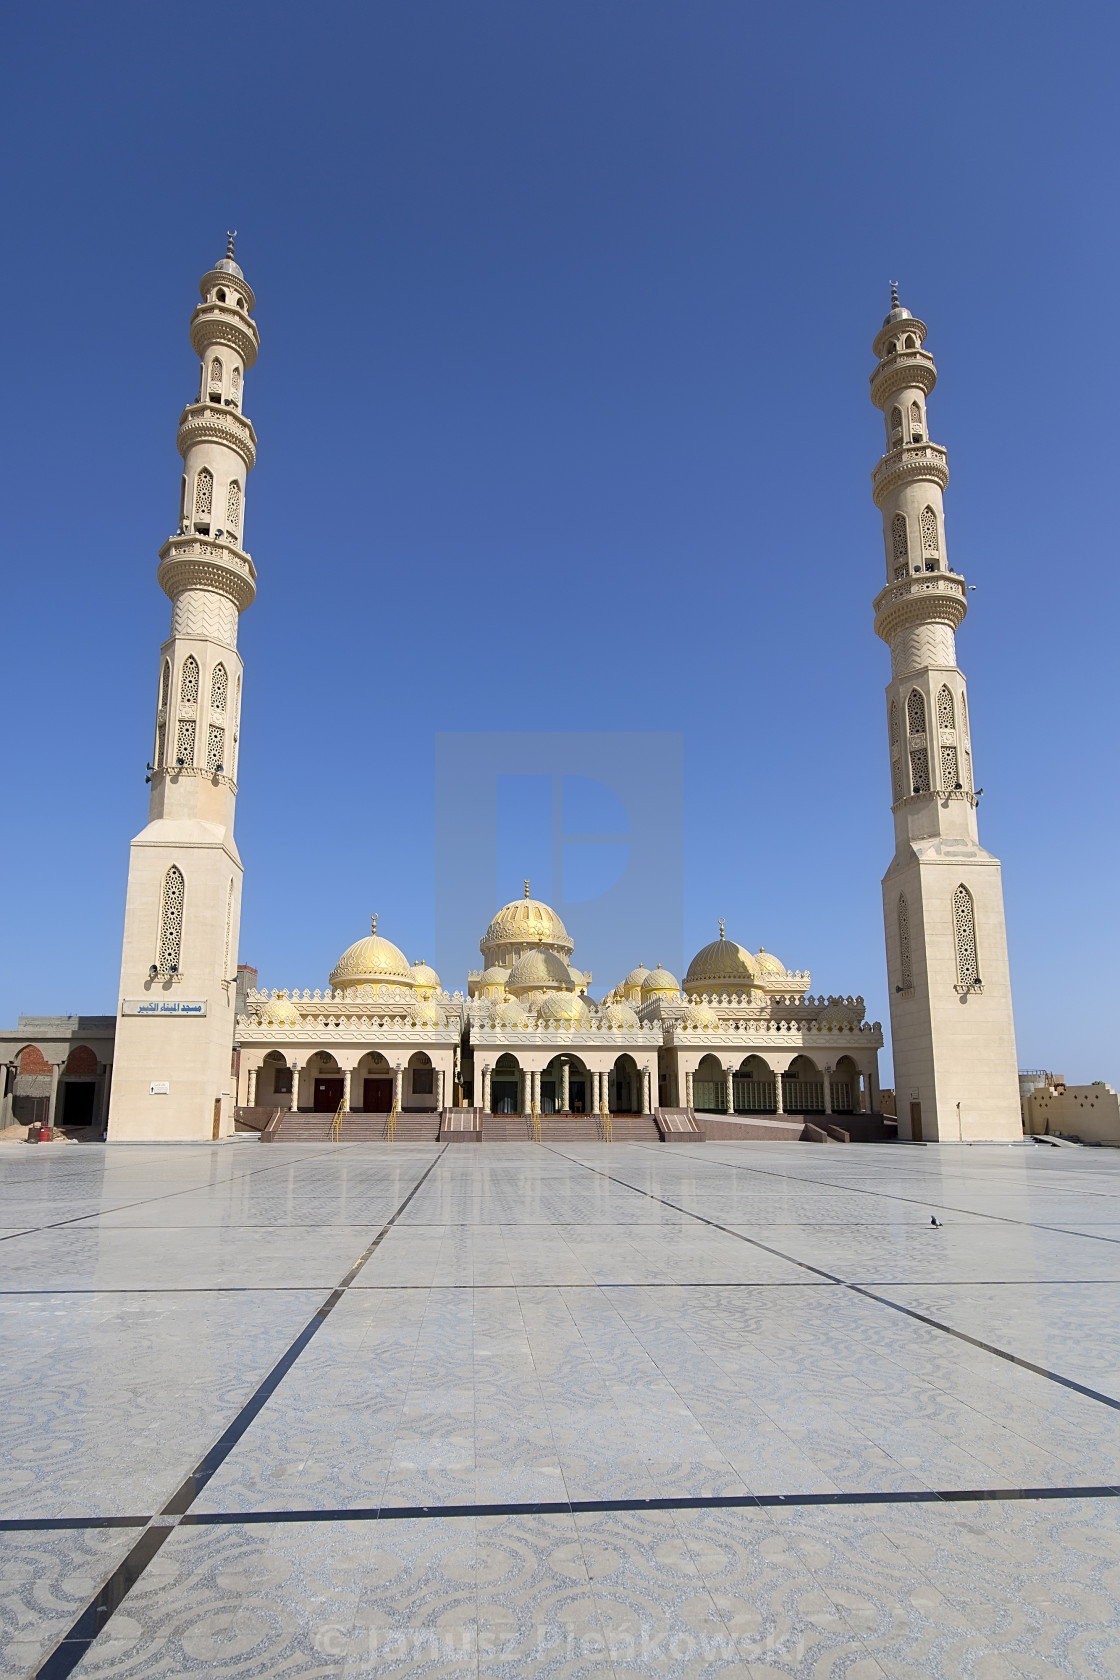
[177,402,257,471]
[871,441,949,507]
[237,1015,462,1044]
[664,1019,882,1043]
[471,1021,663,1048]
[157,535,257,613]
[873,571,967,644]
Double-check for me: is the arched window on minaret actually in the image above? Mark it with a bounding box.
[226,480,241,533]
[936,685,955,731]
[889,406,903,445]
[207,724,225,772]
[907,690,929,793]
[953,885,979,989]
[920,505,940,568]
[194,469,213,523]
[180,656,199,705]
[209,357,223,396]
[231,367,241,400]
[155,660,170,769]
[891,514,909,578]
[210,663,227,713]
[158,866,185,975]
[890,700,899,756]
[910,400,924,440]
[897,894,913,990]
[160,661,171,709]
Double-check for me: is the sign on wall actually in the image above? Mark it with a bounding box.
[122,999,208,1017]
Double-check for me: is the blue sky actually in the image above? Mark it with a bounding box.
[2,1,1116,1083]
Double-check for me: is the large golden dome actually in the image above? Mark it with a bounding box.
[685,933,761,994]
[506,946,573,994]
[482,885,573,955]
[329,919,415,991]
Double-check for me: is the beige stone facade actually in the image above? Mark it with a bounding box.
[871,292,1021,1141]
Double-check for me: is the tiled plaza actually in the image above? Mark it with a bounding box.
[4,1140,1120,1677]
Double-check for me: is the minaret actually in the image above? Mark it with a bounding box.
[870,288,1020,1142]
[108,239,260,1140]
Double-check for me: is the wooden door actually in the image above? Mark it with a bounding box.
[909,1101,923,1142]
[364,1077,392,1112]
[314,1078,344,1113]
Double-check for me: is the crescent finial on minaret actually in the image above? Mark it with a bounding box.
[524,879,530,899]
[226,229,238,260]
[718,918,725,939]
[371,912,378,936]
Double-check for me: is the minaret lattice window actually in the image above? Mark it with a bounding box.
[180,656,199,705]
[231,368,241,398]
[226,480,241,532]
[897,894,913,990]
[953,885,979,989]
[158,866,185,974]
[209,357,222,393]
[892,514,909,578]
[936,685,955,731]
[210,664,227,712]
[890,406,902,443]
[910,400,923,437]
[920,505,939,558]
[194,469,213,520]
[890,701,899,756]
[941,745,959,789]
[207,725,225,772]
[907,690,929,793]
[176,720,196,766]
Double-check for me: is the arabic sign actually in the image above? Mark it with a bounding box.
[122,999,207,1017]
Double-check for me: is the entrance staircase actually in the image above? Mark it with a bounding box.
[261,1108,441,1143]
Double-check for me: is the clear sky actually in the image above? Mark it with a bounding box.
[2,1,1117,1083]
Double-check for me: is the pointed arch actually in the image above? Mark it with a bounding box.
[953,884,979,988]
[231,366,241,397]
[194,468,213,519]
[210,663,228,712]
[159,660,170,708]
[936,684,955,731]
[180,655,199,704]
[891,513,909,567]
[890,405,903,441]
[897,894,913,990]
[890,700,899,755]
[225,479,241,531]
[158,866,185,974]
[209,356,223,389]
[910,399,923,431]
[920,504,939,554]
[906,689,926,736]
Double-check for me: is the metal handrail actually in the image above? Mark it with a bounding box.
[329,1100,345,1142]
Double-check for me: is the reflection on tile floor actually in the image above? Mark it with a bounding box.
[5,1140,1120,1674]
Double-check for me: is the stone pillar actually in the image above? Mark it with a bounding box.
[685,1067,694,1109]
[642,1068,652,1113]
[247,1066,257,1107]
[49,1062,62,1127]
[773,1065,784,1114]
[482,1065,491,1113]
[724,1066,734,1115]
[290,1063,301,1112]
[437,1067,446,1112]
[560,1058,570,1113]
[822,1067,832,1115]
[531,1069,540,1112]
[341,1068,352,1113]
[393,1066,403,1111]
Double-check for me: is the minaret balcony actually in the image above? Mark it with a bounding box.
[871,441,949,507]
[177,403,257,471]
[873,570,967,644]
[189,302,259,369]
[869,348,937,406]
[157,535,257,613]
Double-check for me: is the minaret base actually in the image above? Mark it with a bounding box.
[882,839,1020,1142]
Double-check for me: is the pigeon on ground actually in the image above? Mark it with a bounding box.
[930,1216,942,1228]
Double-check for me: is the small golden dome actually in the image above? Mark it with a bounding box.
[329,919,414,991]
[753,946,787,977]
[621,963,650,993]
[410,960,441,994]
[507,946,573,994]
[539,991,591,1024]
[410,999,443,1027]
[683,1000,720,1029]
[684,935,760,993]
[491,998,529,1026]
[259,993,301,1026]
[642,964,680,998]
[599,1000,639,1028]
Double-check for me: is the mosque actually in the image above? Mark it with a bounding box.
[1,248,1022,1144]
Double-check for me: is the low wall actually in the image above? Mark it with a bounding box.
[1024,1085,1120,1146]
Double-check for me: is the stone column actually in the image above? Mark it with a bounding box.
[773,1064,784,1114]
[437,1067,446,1113]
[247,1066,257,1107]
[289,1063,301,1112]
[560,1058,570,1113]
[590,1070,600,1111]
[49,1062,62,1128]
[482,1064,491,1113]
[685,1067,694,1109]
[642,1068,652,1113]
[393,1066,403,1111]
[341,1068,352,1113]
[822,1067,832,1115]
[531,1069,540,1112]
[724,1066,734,1115]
